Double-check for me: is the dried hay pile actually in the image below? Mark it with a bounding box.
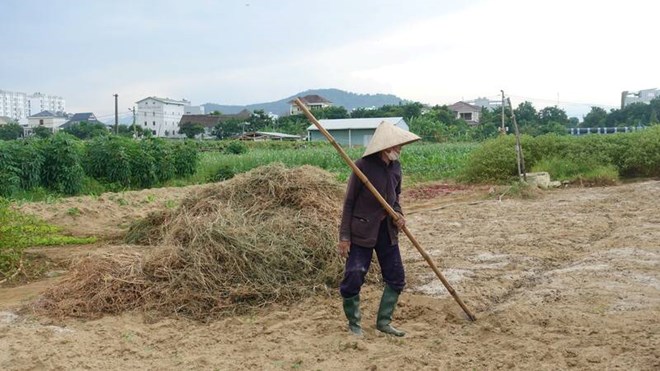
[36,164,345,320]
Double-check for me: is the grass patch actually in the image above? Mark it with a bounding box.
[0,199,96,282]
[531,157,619,186]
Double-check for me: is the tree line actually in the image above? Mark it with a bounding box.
[2,97,658,142]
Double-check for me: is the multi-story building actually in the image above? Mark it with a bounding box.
[448,101,482,126]
[28,92,66,116]
[289,94,332,115]
[0,90,66,123]
[136,96,189,137]
[621,88,659,108]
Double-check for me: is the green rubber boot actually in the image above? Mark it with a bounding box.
[342,294,363,336]
[376,285,406,337]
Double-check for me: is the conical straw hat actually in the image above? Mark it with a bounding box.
[362,121,421,157]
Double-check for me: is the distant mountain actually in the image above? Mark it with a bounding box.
[203,88,407,116]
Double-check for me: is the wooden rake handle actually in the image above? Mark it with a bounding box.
[294,98,476,321]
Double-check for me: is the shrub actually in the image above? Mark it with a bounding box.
[129,141,157,188]
[41,133,85,195]
[0,142,21,197]
[144,138,176,182]
[620,125,660,177]
[225,140,248,155]
[209,166,235,182]
[459,135,520,183]
[462,127,659,184]
[85,136,132,186]
[172,141,199,177]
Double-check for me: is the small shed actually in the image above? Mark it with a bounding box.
[307,117,409,147]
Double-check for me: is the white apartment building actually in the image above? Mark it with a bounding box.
[621,88,659,108]
[137,96,189,137]
[0,90,66,123]
[28,92,66,116]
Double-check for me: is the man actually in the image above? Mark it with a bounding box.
[338,122,421,337]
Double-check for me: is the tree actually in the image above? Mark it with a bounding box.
[117,124,145,138]
[178,122,205,139]
[274,114,309,135]
[540,121,568,135]
[538,106,568,126]
[248,110,274,131]
[582,106,608,127]
[350,102,423,121]
[310,106,349,120]
[212,118,246,139]
[210,110,222,116]
[0,123,24,140]
[408,116,445,141]
[513,101,538,127]
[424,105,459,125]
[469,122,499,141]
[63,121,109,139]
[33,126,53,138]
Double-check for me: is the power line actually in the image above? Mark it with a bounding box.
[507,94,618,109]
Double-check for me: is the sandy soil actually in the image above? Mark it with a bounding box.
[1,181,659,370]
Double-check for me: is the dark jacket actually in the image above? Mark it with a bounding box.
[339,154,403,248]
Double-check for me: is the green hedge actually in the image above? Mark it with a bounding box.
[461,125,660,183]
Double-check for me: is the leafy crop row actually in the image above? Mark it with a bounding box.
[0,133,199,197]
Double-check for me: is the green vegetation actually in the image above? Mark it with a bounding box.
[191,142,477,185]
[461,125,660,184]
[0,199,96,281]
[0,133,199,198]
[0,122,23,140]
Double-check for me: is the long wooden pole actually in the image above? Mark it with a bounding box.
[294,98,476,321]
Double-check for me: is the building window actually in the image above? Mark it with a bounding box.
[144,121,147,126]
[153,121,156,126]
[460,112,473,121]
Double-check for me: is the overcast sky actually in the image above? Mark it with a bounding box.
[2,0,658,120]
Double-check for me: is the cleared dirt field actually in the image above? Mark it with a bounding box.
[1,180,659,370]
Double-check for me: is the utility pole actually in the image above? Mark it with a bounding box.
[500,90,506,135]
[113,94,119,134]
[507,97,526,182]
[128,106,137,138]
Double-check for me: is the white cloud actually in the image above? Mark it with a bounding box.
[303,0,659,111]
